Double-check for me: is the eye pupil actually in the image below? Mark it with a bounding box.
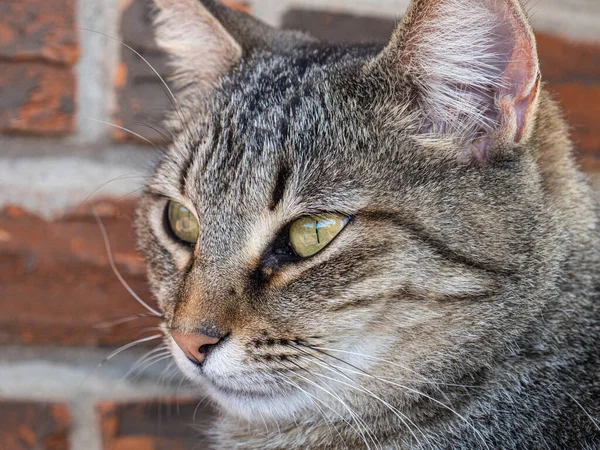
[289,214,349,258]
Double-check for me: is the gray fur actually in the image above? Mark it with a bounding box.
[135,0,600,448]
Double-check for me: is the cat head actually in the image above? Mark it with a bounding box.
[136,0,558,421]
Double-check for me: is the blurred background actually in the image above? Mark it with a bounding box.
[0,0,598,448]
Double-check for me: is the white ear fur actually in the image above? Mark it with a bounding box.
[153,0,242,91]
[386,0,539,155]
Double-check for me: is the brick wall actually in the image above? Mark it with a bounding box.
[0,0,78,135]
[0,0,598,448]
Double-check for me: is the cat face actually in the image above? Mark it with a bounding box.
[136,0,557,421]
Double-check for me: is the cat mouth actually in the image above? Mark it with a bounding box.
[205,379,280,399]
[202,372,292,400]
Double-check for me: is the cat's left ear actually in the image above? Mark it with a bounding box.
[153,0,314,93]
[374,0,540,162]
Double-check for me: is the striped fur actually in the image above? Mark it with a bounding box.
[135,0,600,448]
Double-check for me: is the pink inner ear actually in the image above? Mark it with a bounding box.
[499,11,540,143]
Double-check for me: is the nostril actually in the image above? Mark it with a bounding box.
[198,343,216,355]
[198,332,228,355]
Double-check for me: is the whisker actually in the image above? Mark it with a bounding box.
[157,361,179,391]
[274,373,350,450]
[166,361,184,386]
[73,26,200,156]
[283,361,381,450]
[193,396,211,423]
[76,26,178,107]
[127,353,172,381]
[295,351,430,450]
[308,347,489,450]
[115,186,146,202]
[125,343,169,377]
[129,349,171,374]
[93,312,158,329]
[295,375,378,450]
[566,392,600,432]
[134,120,175,142]
[104,334,164,362]
[93,211,162,317]
[79,333,163,390]
[85,117,164,151]
[311,346,481,389]
[311,363,432,450]
[80,173,148,207]
[307,345,464,411]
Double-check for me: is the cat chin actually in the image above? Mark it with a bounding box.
[206,384,311,422]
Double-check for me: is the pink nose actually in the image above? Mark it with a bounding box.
[171,330,221,364]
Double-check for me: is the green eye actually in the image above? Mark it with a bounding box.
[167,201,199,244]
[289,214,350,258]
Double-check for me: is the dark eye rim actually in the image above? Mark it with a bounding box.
[264,214,353,269]
[163,200,197,249]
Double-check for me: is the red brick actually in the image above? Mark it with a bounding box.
[537,33,600,84]
[220,0,250,13]
[534,34,600,171]
[0,198,161,346]
[0,401,70,450]
[0,0,78,136]
[0,62,76,135]
[0,0,79,65]
[98,399,214,450]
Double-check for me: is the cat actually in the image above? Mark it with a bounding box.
[135,0,600,448]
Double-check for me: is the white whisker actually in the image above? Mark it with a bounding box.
[77,26,178,107]
[275,373,350,450]
[79,334,163,390]
[566,392,600,432]
[125,344,170,378]
[93,212,162,317]
[128,353,172,381]
[313,346,480,389]
[287,368,381,450]
[81,173,148,207]
[303,356,430,450]
[104,334,163,362]
[85,117,163,150]
[93,312,158,329]
[312,351,490,450]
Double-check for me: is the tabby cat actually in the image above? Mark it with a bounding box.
[135,0,600,448]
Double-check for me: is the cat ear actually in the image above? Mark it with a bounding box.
[153,0,242,91]
[153,0,314,92]
[379,0,540,161]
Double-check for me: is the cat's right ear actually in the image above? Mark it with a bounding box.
[153,0,314,93]
[371,0,540,164]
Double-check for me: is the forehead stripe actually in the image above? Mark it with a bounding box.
[269,162,291,211]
